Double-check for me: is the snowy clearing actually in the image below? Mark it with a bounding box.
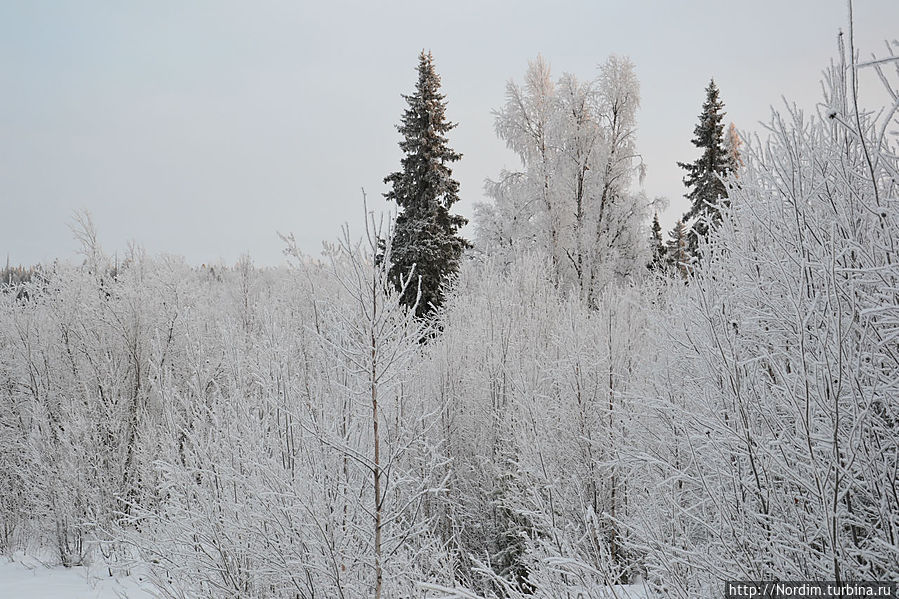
[0,554,156,599]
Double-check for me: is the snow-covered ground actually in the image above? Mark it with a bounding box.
[0,554,157,599]
[0,553,654,599]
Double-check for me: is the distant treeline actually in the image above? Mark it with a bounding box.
[1,260,242,293]
[1,264,40,288]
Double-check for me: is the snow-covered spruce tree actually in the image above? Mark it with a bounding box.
[647,213,666,271]
[385,51,468,318]
[677,79,731,251]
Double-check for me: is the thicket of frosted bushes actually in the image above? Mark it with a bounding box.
[1,38,897,599]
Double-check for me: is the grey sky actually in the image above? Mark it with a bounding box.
[2,1,897,267]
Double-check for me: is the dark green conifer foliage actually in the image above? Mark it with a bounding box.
[488,454,536,596]
[647,213,667,271]
[677,79,731,246]
[384,51,469,318]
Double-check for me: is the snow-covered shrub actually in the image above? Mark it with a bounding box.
[625,38,899,595]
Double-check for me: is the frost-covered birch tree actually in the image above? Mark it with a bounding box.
[477,55,647,303]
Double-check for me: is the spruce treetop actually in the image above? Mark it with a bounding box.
[384,51,468,318]
[678,79,731,226]
[385,51,462,215]
[647,213,667,271]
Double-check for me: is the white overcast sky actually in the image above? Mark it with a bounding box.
[2,1,898,266]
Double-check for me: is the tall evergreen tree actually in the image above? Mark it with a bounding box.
[647,213,667,271]
[384,51,468,318]
[677,79,731,245]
